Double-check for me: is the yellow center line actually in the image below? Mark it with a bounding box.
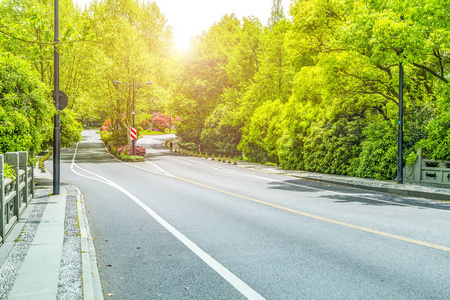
[175,176,450,253]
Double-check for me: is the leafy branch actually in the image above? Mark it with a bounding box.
[0,29,97,45]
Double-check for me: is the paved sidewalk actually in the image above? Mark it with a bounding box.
[0,168,103,299]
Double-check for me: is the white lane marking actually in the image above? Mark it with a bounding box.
[122,160,173,178]
[176,157,450,212]
[179,158,273,181]
[70,143,265,300]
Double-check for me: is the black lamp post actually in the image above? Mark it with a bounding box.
[113,78,152,155]
[398,63,404,184]
[397,16,404,184]
[53,0,60,195]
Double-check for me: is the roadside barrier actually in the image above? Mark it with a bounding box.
[169,144,239,166]
[405,149,450,186]
[0,152,34,244]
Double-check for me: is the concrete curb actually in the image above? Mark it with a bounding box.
[33,165,103,298]
[290,175,450,202]
[75,186,104,299]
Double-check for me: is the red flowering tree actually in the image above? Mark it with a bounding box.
[152,113,176,130]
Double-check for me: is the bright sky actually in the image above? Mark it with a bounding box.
[73,0,288,51]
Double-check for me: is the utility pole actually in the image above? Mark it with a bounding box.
[53,0,60,194]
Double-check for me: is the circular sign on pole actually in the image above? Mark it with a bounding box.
[130,127,137,140]
[52,90,68,110]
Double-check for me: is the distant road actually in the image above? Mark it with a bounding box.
[57,129,450,299]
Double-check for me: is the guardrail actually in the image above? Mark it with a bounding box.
[0,152,34,244]
[404,150,450,186]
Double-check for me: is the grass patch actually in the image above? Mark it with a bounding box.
[140,130,176,135]
[117,154,145,162]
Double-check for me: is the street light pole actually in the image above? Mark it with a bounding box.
[397,16,404,184]
[53,0,60,195]
[398,62,404,184]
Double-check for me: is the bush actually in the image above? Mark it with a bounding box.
[100,131,114,146]
[117,153,145,162]
[117,145,146,156]
[178,141,198,151]
[38,151,52,172]
[0,52,54,153]
[356,120,397,180]
[238,100,283,164]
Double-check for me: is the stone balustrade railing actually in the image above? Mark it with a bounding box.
[0,152,34,244]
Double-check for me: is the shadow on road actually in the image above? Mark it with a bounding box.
[267,179,450,210]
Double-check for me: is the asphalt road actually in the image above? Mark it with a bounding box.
[58,130,450,299]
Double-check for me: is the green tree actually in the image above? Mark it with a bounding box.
[175,14,242,145]
[78,0,175,147]
[238,100,284,163]
[0,0,85,148]
[0,52,54,153]
[268,0,285,26]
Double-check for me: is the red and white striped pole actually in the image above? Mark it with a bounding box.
[130,127,137,140]
[130,127,137,155]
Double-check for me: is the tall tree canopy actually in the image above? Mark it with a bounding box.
[174,0,450,180]
[2,0,450,180]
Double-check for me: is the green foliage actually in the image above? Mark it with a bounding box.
[4,0,450,180]
[0,0,85,152]
[238,100,283,163]
[418,108,450,160]
[201,105,241,154]
[4,163,16,181]
[100,131,114,146]
[356,121,398,180]
[178,141,198,151]
[38,151,52,172]
[0,52,54,153]
[302,119,364,175]
[140,130,176,135]
[60,110,83,148]
[100,131,144,161]
[117,153,144,162]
